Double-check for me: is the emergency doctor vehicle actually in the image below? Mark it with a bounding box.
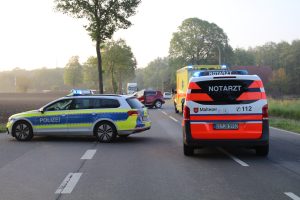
[182,70,269,156]
[6,90,151,142]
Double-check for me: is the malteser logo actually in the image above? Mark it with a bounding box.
[199,107,217,112]
[208,85,242,92]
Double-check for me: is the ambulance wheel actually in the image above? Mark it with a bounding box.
[255,144,269,156]
[13,121,33,141]
[154,100,162,108]
[183,144,194,156]
[94,121,117,143]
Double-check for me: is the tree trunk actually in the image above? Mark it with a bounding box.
[118,72,122,94]
[96,40,104,94]
[111,67,115,93]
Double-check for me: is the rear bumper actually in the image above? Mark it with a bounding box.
[183,120,269,147]
[118,126,151,135]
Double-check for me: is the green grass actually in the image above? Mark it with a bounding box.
[270,117,300,134]
[0,124,6,133]
[269,98,300,120]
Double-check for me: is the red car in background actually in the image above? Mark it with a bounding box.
[136,90,165,108]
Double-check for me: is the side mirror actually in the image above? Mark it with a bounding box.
[39,108,45,114]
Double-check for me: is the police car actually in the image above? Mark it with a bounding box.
[182,70,269,156]
[6,90,151,142]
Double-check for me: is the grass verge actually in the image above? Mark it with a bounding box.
[269,98,300,121]
[270,117,300,134]
[0,124,6,133]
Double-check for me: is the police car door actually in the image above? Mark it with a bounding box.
[37,99,72,134]
[67,98,94,135]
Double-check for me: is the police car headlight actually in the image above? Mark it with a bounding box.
[8,117,16,122]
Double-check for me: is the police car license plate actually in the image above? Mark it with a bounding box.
[142,116,148,121]
[214,123,239,130]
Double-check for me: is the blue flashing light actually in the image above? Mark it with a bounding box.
[187,65,193,69]
[193,70,248,77]
[221,65,227,69]
[68,89,93,96]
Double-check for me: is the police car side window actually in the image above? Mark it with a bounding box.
[45,99,73,111]
[70,99,93,110]
[93,99,120,109]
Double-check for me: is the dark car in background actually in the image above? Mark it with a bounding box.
[136,90,165,108]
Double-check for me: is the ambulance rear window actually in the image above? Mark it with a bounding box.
[192,79,261,105]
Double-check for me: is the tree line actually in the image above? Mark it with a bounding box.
[1,17,299,97]
[0,39,136,93]
[136,18,300,97]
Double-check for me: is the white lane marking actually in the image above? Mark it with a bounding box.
[161,111,168,116]
[285,192,300,200]
[81,149,97,160]
[55,173,82,194]
[271,127,299,136]
[169,116,179,122]
[218,148,249,167]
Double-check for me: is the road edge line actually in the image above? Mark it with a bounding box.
[270,126,299,136]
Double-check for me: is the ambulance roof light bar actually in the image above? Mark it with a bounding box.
[193,70,248,77]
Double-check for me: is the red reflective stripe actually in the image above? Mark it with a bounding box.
[190,123,263,139]
[261,92,266,99]
[237,92,262,101]
[188,82,201,89]
[190,115,262,121]
[186,93,213,101]
[248,80,263,88]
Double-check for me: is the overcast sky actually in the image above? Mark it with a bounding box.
[0,0,299,71]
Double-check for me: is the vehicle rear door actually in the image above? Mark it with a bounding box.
[186,75,267,139]
[68,98,94,134]
[145,91,156,105]
[126,97,150,128]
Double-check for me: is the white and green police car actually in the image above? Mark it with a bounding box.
[6,90,151,142]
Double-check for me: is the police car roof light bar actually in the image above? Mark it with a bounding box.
[68,89,93,96]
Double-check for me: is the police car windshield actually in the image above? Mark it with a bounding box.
[126,97,144,109]
[44,99,72,111]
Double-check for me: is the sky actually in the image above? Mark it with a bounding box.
[0,0,299,71]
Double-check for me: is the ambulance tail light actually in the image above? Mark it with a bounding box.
[128,110,138,116]
[183,105,190,120]
[262,104,268,120]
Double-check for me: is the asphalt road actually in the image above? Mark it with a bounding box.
[0,100,300,200]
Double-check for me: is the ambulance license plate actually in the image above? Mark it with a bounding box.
[214,123,239,130]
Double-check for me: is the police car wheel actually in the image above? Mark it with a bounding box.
[13,121,33,141]
[255,144,269,156]
[95,122,117,143]
[183,144,194,156]
[155,100,162,108]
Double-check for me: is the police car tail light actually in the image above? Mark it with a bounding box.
[183,105,190,120]
[128,110,138,116]
[262,104,268,120]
